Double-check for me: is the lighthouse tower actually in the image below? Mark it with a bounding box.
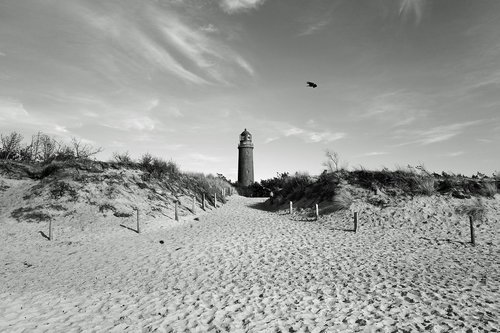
[238,129,254,186]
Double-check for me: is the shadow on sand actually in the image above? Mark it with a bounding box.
[247,199,275,212]
[39,231,50,240]
[325,227,356,232]
[120,224,139,233]
[419,236,470,246]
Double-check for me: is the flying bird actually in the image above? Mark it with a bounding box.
[306,81,317,88]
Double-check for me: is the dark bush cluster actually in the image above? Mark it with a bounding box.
[256,171,315,203]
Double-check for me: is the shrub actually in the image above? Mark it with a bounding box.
[139,153,153,168]
[113,151,133,165]
[0,132,23,160]
[480,182,497,197]
[414,176,435,195]
[11,206,51,222]
[184,172,233,204]
[40,163,61,179]
[50,181,78,201]
[313,171,340,201]
[150,157,180,179]
[456,199,486,221]
[331,190,353,211]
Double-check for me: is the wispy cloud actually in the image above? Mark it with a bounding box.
[264,137,279,144]
[104,116,157,132]
[280,125,345,143]
[476,138,492,143]
[70,1,254,85]
[0,98,29,121]
[298,18,331,37]
[188,153,220,162]
[394,120,483,146]
[235,56,255,76]
[0,97,82,138]
[164,106,183,118]
[200,24,218,33]
[361,90,430,127]
[363,152,389,157]
[76,5,208,85]
[219,0,267,14]
[399,0,426,24]
[445,151,464,157]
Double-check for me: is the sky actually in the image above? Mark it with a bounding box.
[1,0,499,182]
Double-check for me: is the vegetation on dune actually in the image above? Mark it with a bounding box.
[249,151,498,209]
[455,199,487,221]
[1,131,102,163]
[0,131,234,203]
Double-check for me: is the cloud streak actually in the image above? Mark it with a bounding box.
[298,18,331,37]
[219,0,266,14]
[394,120,483,146]
[361,90,430,128]
[363,152,389,156]
[281,125,345,144]
[69,1,254,85]
[399,0,426,24]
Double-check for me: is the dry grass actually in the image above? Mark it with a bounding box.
[481,182,497,197]
[415,176,435,195]
[456,199,486,221]
[331,190,353,211]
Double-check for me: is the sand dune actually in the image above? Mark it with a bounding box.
[1,195,499,332]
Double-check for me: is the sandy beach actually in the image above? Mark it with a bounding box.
[1,195,499,332]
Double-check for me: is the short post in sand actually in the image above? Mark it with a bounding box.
[469,216,475,246]
[315,204,319,220]
[214,193,217,208]
[202,193,206,210]
[136,208,140,234]
[353,212,358,233]
[192,195,196,213]
[289,201,293,214]
[175,201,179,221]
[48,220,53,241]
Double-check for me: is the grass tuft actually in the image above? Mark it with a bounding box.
[331,190,353,211]
[480,182,497,197]
[456,199,486,221]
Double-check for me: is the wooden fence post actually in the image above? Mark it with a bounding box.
[136,208,140,234]
[315,204,319,220]
[354,212,358,233]
[289,201,293,214]
[49,220,53,241]
[214,193,217,208]
[470,216,475,246]
[175,201,179,221]
[202,194,206,210]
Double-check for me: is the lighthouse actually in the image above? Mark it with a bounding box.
[238,129,254,186]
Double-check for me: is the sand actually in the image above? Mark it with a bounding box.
[1,195,499,332]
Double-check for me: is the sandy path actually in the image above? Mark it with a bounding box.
[1,196,499,332]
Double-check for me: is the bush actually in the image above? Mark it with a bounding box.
[113,151,133,165]
[139,153,153,169]
[331,190,353,211]
[481,182,497,197]
[456,199,486,221]
[39,163,61,179]
[414,176,435,195]
[150,157,180,179]
[184,172,233,204]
